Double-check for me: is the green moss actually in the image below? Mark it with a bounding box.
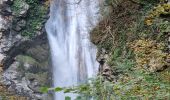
[15,55,38,72]
[15,55,49,74]
[16,55,37,64]
[15,55,50,87]
[25,72,49,86]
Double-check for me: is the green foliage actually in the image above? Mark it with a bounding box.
[22,0,47,37]
[65,96,71,100]
[21,5,47,37]
[55,87,63,92]
[87,1,169,100]
[42,69,170,99]
[11,0,48,37]
[129,12,169,43]
[15,55,39,72]
[26,0,39,4]
[104,0,159,7]
[126,69,170,99]
[11,0,25,15]
[16,55,37,63]
[108,47,135,72]
[139,0,159,5]
[40,87,49,93]
[130,39,169,72]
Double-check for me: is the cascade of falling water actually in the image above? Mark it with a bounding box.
[45,0,100,99]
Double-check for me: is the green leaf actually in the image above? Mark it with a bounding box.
[40,87,49,93]
[64,88,73,93]
[65,96,71,100]
[76,96,82,100]
[55,87,63,92]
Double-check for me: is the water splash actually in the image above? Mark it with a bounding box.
[45,0,100,99]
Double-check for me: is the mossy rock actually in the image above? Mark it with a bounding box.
[0,83,27,100]
[15,55,49,73]
[25,72,49,92]
[26,44,49,62]
[15,55,38,65]
[11,0,29,17]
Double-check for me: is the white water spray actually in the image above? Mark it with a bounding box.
[45,0,100,99]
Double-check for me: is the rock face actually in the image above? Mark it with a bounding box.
[0,0,24,65]
[97,49,118,82]
[0,0,12,64]
[1,43,52,100]
[0,0,51,99]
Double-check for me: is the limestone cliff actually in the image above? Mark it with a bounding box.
[0,0,52,99]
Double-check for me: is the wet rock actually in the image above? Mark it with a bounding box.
[14,20,26,31]
[0,4,12,15]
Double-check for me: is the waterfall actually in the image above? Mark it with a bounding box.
[45,0,100,99]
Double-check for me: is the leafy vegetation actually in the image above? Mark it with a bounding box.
[11,0,26,15]
[11,0,48,37]
[130,39,169,72]
[42,68,170,99]
[145,3,170,26]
